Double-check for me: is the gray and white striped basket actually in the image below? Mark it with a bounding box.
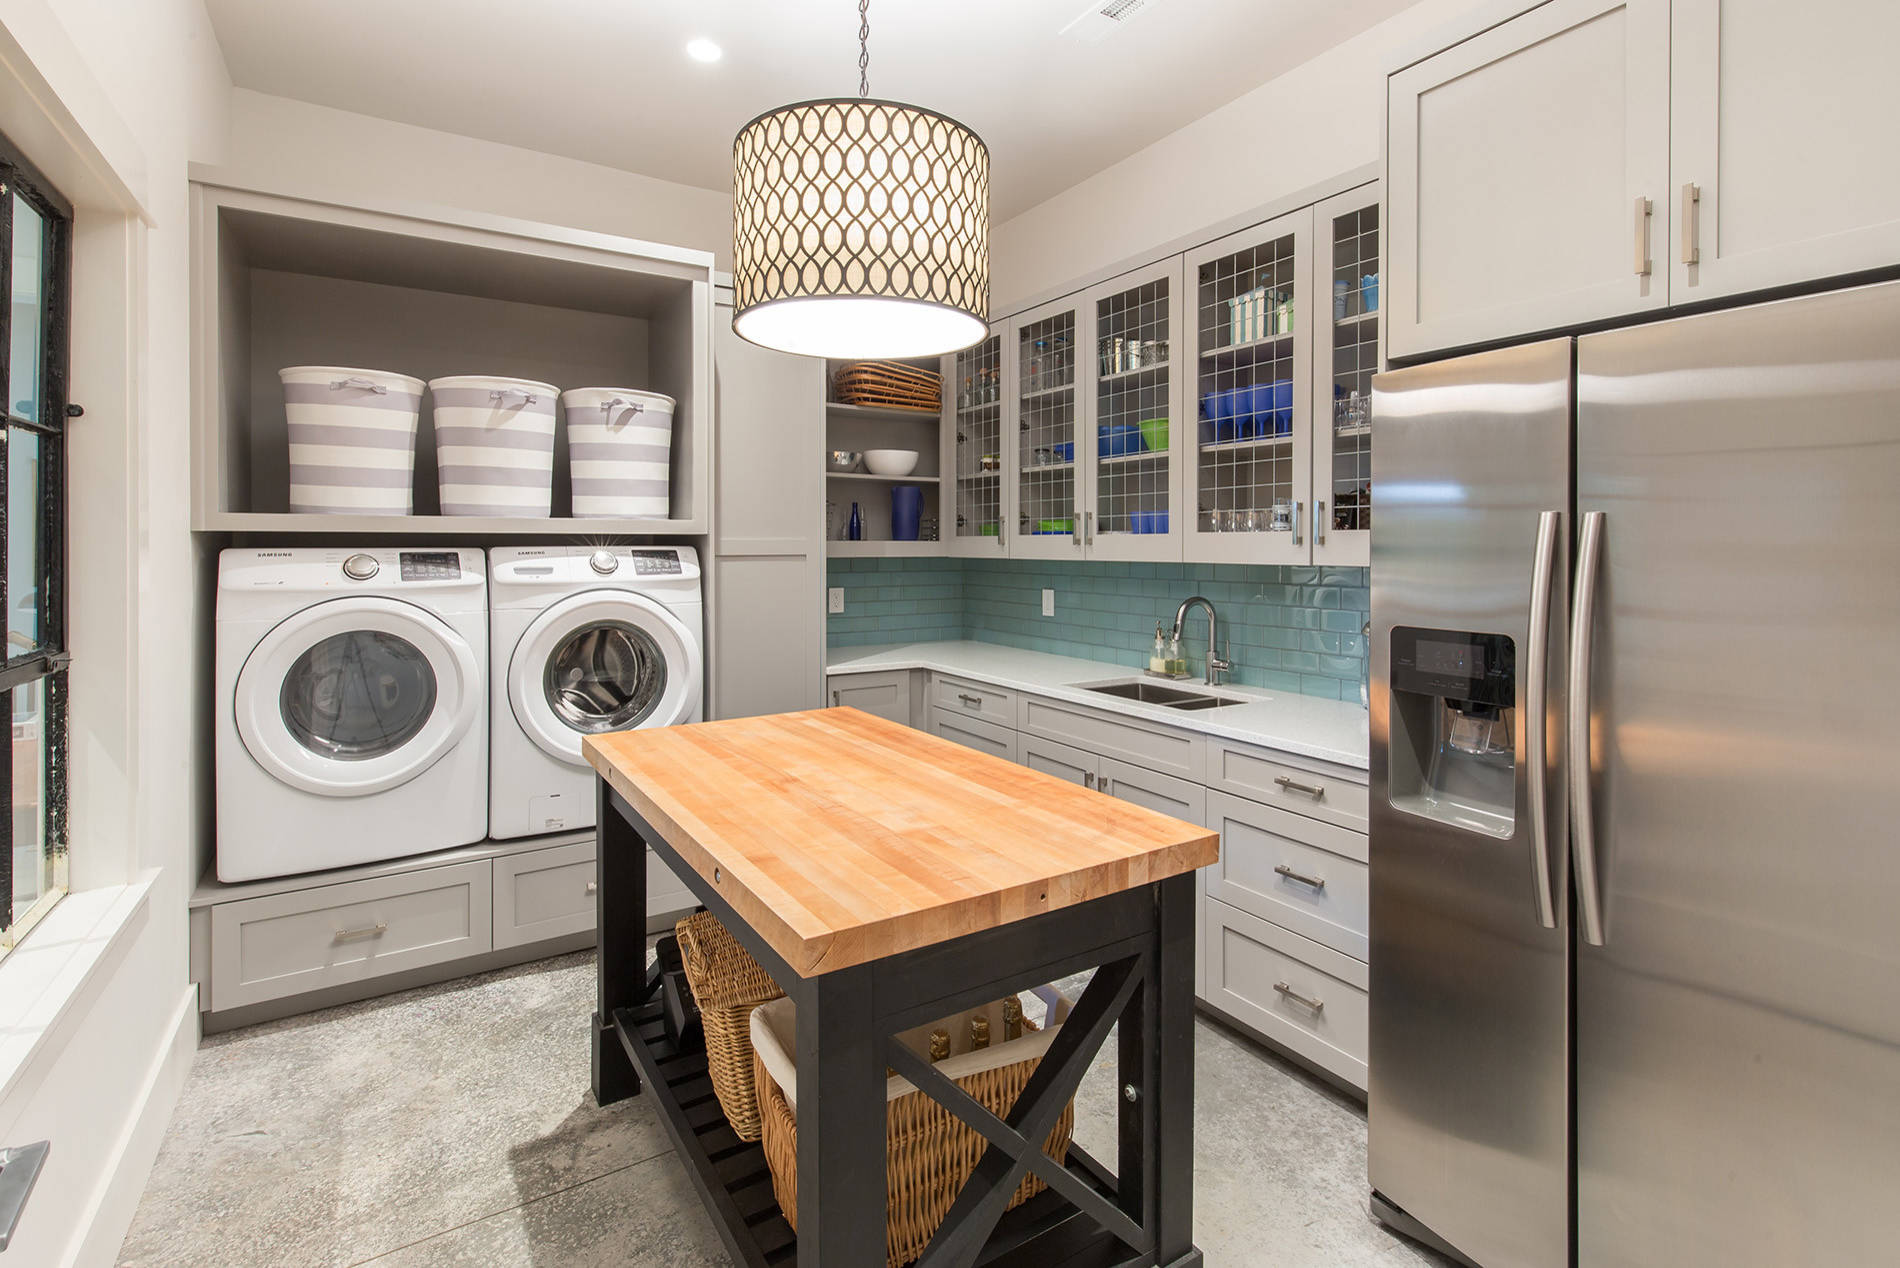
[279,366,425,515]
[560,387,677,519]
[428,375,559,517]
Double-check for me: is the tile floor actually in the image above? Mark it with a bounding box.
[119,952,1450,1267]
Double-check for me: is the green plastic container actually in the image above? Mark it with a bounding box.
[1035,518,1075,535]
[1138,417,1169,452]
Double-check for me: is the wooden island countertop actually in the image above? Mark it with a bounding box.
[583,706,1220,977]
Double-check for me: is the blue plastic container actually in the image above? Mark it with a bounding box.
[1054,440,1075,463]
[1098,423,1144,457]
[1129,510,1169,535]
[890,485,923,541]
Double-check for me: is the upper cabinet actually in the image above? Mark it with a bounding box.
[1184,207,1316,565]
[1084,258,1188,562]
[1010,297,1088,559]
[1386,0,1671,360]
[1311,187,1381,567]
[1389,0,1900,360]
[943,333,1011,557]
[1669,0,1900,303]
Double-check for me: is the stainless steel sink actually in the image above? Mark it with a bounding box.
[1082,680,1245,709]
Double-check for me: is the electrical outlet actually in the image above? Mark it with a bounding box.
[1042,588,1055,617]
[828,587,845,614]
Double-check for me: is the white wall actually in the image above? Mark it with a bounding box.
[0,0,229,1262]
[210,89,734,267]
[990,0,1491,314]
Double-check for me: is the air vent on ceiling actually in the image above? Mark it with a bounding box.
[1060,0,1158,43]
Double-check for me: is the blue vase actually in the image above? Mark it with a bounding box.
[847,502,863,541]
[891,485,923,541]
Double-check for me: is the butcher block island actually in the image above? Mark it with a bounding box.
[584,707,1219,1268]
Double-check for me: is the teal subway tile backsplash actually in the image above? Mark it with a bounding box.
[824,557,1369,702]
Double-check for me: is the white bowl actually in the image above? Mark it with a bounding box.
[863,449,920,476]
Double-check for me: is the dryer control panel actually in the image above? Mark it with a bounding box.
[630,549,683,576]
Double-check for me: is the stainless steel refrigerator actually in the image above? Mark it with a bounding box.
[1366,280,1900,1268]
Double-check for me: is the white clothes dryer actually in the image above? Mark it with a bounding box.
[488,544,702,866]
[215,547,489,883]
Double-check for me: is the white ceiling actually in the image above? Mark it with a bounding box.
[204,0,1417,221]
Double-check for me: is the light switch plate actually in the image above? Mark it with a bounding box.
[828,587,845,614]
[1042,588,1055,617]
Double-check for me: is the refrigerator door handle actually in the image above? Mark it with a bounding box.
[1569,510,1608,946]
[1525,510,1561,929]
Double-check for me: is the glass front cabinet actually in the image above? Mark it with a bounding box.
[1083,258,1187,561]
[1310,184,1378,566]
[942,332,1011,556]
[1009,296,1087,559]
[1182,207,1315,565]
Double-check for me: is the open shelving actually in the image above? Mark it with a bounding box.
[823,357,944,549]
[190,183,714,536]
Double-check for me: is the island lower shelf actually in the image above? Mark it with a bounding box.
[609,996,1138,1268]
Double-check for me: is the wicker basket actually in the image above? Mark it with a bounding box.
[750,988,1076,1268]
[835,360,943,413]
[675,911,784,1142]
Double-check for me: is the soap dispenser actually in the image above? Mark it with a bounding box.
[1166,630,1186,677]
[1150,625,1169,675]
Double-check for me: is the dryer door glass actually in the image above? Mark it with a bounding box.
[544,621,666,733]
[280,630,439,760]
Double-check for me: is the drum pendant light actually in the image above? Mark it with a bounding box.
[731,0,989,359]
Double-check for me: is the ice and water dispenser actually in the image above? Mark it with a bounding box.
[1385,627,1518,838]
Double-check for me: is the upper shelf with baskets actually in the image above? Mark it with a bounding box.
[824,358,945,551]
[190,182,715,536]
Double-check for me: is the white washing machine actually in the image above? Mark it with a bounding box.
[488,545,703,852]
[216,547,489,883]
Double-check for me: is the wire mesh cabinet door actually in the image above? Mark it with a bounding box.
[1084,257,1187,562]
[1310,183,1380,568]
[1010,296,1089,560]
[942,332,1013,557]
[1183,206,1315,565]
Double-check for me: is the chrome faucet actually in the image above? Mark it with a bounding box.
[1172,596,1231,687]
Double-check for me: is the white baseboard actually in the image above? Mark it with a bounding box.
[68,985,199,1268]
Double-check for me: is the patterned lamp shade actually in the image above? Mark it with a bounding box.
[732,98,990,359]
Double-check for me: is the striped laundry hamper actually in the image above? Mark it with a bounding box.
[560,387,676,518]
[278,366,424,515]
[428,375,559,516]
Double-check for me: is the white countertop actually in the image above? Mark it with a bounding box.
[826,640,1369,770]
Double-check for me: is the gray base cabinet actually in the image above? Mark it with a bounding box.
[827,670,917,726]
[928,707,1019,762]
[1203,897,1369,1091]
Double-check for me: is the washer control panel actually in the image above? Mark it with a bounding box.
[399,551,466,582]
[630,549,682,576]
[588,549,620,575]
[341,553,380,581]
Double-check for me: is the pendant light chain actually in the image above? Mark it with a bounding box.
[858,0,871,97]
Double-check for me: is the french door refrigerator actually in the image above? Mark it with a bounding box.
[1366,279,1900,1268]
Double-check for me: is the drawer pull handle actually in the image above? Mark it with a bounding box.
[957,692,982,708]
[586,881,598,894]
[1274,775,1326,799]
[1083,771,1096,789]
[333,922,387,944]
[1273,864,1326,890]
[1273,982,1325,1012]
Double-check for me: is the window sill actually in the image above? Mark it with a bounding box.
[0,873,154,1105]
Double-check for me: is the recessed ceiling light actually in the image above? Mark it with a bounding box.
[686,38,723,64]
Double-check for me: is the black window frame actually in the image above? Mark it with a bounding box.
[0,129,71,947]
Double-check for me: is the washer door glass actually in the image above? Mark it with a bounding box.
[281,630,439,759]
[544,621,666,733]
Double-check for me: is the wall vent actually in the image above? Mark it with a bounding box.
[1060,0,1158,43]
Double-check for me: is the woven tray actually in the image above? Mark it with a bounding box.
[836,360,943,412]
[675,911,784,1142]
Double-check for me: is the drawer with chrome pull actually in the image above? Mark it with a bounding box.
[1202,895,1368,1093]
[1205,791,1367,960]
[208,860,493,1011]
[930,673,1016,728]
[1204,738,1369,832]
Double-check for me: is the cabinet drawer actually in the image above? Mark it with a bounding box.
[495,841,595,950]
[929,707,1018,762]
[1021,735,1094,786]
[1100,757,1205,827]
[1203,897,1368,1093]
[1018,694,1202,783]
[1206,791,1367,960]
[209,861,493,1011]
[931,674,1016,728]
[1205,738,1368,832]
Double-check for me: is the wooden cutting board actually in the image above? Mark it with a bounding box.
[584,707,1219,977]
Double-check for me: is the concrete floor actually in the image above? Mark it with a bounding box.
[118,952,1451,1267]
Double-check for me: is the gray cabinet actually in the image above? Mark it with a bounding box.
[494,840,595,950]
[1203,897,1368,1092]
[1387,0,1672,359]
[712,302,826,720]
[1205,790,1368,961]
[1099,757,1205,826]
[928,708,1019,762]
[827,670,916,726]
[930,673,1017,729]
